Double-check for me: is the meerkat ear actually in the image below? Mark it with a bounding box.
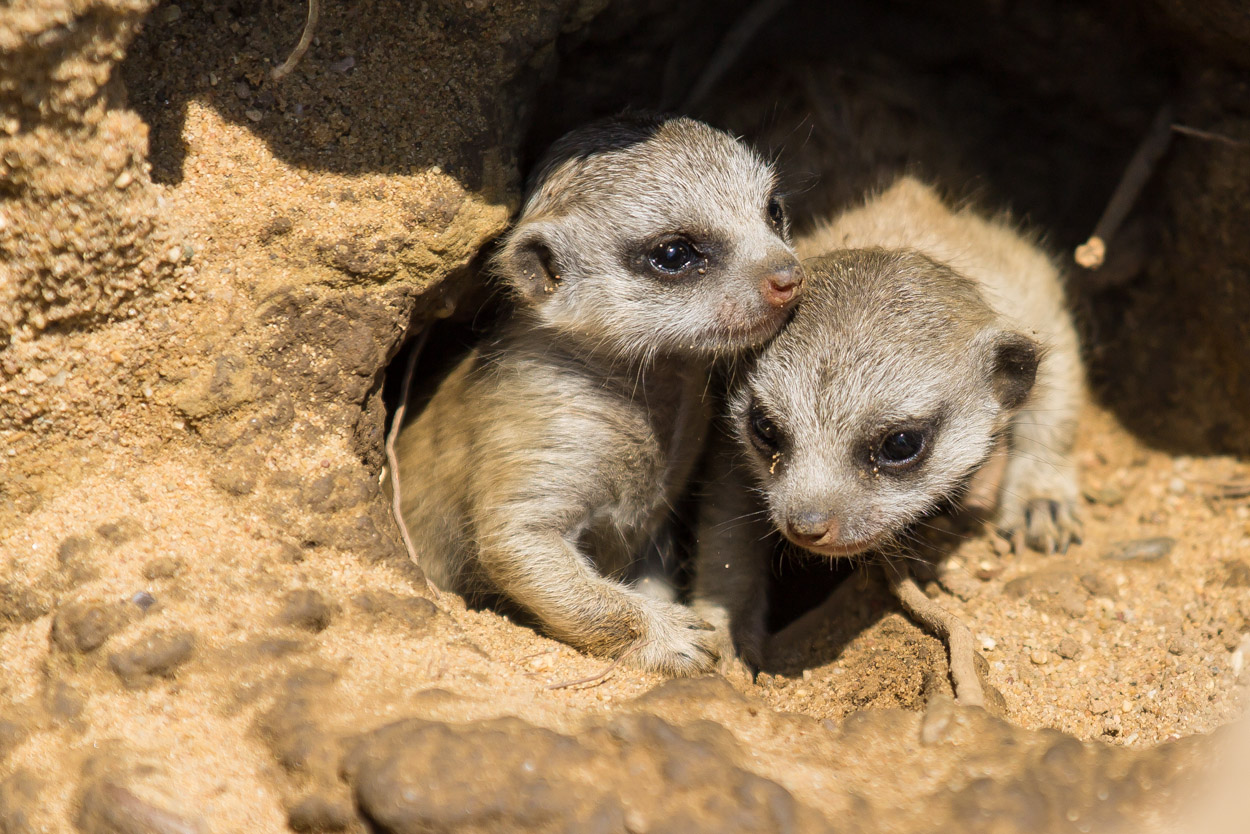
[494,221,562,302]
[988,331,1040,411]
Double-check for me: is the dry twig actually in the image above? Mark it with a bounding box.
[888,564,985,708]
[271,0,320,81]
[385,328,437,597]
[1187,476,1250,500]
[546,643,642,690]
[1075,103,1174,270]
[680,0,790,112]
[1170,123,1250,148]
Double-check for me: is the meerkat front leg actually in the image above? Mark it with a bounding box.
[996,326,1084,554]
[692,442,774,678]
[475,507,719,676]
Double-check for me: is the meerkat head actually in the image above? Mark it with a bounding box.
[492,113,803,360]
[730,248,1041,558]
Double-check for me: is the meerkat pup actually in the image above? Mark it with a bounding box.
[693,176,1083,670]
[397,114,803,675]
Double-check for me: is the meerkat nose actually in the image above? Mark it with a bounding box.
[786,511,838,548]
[762,262,804,308]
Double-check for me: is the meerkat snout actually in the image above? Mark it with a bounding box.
[784,510,838,549]
[761,260,804,308]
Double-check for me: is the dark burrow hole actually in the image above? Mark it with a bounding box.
[383,0,1202,643]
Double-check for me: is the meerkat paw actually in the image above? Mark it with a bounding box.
[626,598,720,676]
[997,496,1083,555]
[996,465,1082,555]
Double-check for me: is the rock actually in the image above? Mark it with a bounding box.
[57,535,98,585]
[77,778,206,834]
[278,590,336,633]
[51,602,127,654]
[1056,638,1082,660]
[108,631,196,688]
[1220,559,1250,588]
[0,583,48,625]
[96,517,143,546]
[1083,485,1125,506]
[300,467,377,515]
[142,557,184,580]
[343,714,819,834]
[1079,572,1118,599]
[1102,537,1176,562]
[0,769,43,834]
[46,680,86,722]
[287,793,356,833]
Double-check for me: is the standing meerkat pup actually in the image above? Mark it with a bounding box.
[397,114,803,675]
[694,176,1083,671]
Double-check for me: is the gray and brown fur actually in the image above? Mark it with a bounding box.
[693,176,1083,671]
[397,115,802,675]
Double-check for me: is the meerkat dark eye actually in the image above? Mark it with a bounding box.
[875,430,927,470]
[748,404,782,453]
[647,238,700,274]
[767,197,786,232]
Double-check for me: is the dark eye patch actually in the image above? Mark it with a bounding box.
[866,415,942,475]
[648,238,700,274]
[747,401,784,457]
[766,196,786,233]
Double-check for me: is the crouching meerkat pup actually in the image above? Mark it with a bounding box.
[397,114,803,675]
[693,176,1083,670]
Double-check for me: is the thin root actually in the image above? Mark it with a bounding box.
[1187,476,1250,500]
[546,642,643,690]
[1075,102,1174,270]
[271,0,320,81]
[889,565,985,708]
[385,328,439,599]
[1171,123,1250,148]
[679,0,790,112]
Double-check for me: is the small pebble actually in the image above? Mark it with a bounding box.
[130,591,156,612]
[156,3,182,22]
[1084,485,1125,506]
[1102,537,1176,562]
[1169,638,1195,656]
[330,56,356,73]
[979,635,997,652]
[526,653,554,672]
[245,109,264,123]
[1167,477,1186,495]
[235,81,251,99]
[975,561,1003,581]
[1030,650,1050,665]
[1056,638,1081,660]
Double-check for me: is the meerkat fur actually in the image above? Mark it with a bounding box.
[694,176,1083,672]
[398,114,803,675]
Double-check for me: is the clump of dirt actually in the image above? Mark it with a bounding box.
[2,0,1250,831]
